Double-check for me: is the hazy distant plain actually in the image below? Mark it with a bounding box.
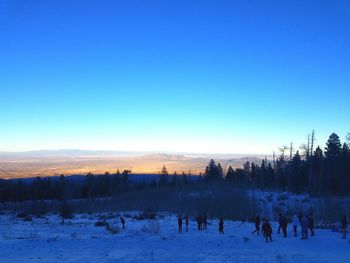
[0,151,262,179]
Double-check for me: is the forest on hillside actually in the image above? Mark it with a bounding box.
[0,132,349,204]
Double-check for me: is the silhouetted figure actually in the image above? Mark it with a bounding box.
[218,217,224,234]
[203,213,208,230]
[252,215,260,235]
[197,214,203,230]
[185,214,189,232]
[301,215,308,240]
[277,213,283,234]
[120,216,125,229]
[262,219,272,243]
[308,214,314,236]
[178,214,183,233]
[341,215,348,239]
[292,214,299,237]
[281,215,288,237]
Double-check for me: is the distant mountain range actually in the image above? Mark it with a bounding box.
[0,149,268,179]
[0,149,269,159]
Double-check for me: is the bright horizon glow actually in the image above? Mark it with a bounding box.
[1,1,349,155]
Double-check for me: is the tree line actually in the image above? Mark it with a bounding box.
[205,132,350,195]
[0,131,349,203]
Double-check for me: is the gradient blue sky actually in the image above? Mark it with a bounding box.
[0,0,349,154]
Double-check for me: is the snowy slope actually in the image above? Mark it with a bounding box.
[0,213,349,263]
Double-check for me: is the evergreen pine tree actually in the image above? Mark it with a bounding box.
[325,133,342,194]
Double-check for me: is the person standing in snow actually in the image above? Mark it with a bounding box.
[308,213,314,236]
[252,215,261,235]
[292,214,300,237]
[197,214,203,230]
[120,216,126,230]
[301,215,308,240]
[178,214,183,233]
[341,215,348,239]
[262,219,272,243]
[277,213,283,234]
[280,215,288,237]
[185,214,189,232]
[218,217,224,234]
[203,212,208,230]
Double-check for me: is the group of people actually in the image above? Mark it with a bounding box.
[177,214,189,233]
[177,213,224,234]
[291,213,314,239]
[252,216,273,242]
[252,213,314,242]
[252,213,348,242]
[124,212,348,241]
[196,213,208,230]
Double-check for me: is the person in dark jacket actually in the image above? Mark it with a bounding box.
[178,214,183,233]
[197,214,203,230]
[308,214,314,236]
[252,215,261,235]
[277,213,283,234]
[203,212,208,230]
[262,219,272,243]
[301,215,308,240]
[281,215,288,238]
[185,214,189,232]
[342,215,348,239]
[218,217,224,234]
[120,216,126,229]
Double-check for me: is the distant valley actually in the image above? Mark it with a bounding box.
[0,150,264,179]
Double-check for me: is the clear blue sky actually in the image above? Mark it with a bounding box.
[1,0,349,154]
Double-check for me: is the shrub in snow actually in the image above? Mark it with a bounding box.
[141,221,160,234]
[23,215,33,222]
[25,231,39,240]
[106,223,120,234]
[29,201,48,217]
[301,198,310,203]
[17,212,27,219]
[266,194,274,203]
[279,202,286,207]
[133,211,157,220]
[60,201,74,224]
[2,232,15,240]
[277,193,289,201]
[95,221,108,227]
[47,236,58,243]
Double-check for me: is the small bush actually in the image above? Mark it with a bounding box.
[95,221,108,227]
[23,215,33,222]
[17,212,27,219]
[301,198,310,203]
[60,201,74,224]
[277,193,289,201]
[106,223,120,234]
[141,221,160,234]
[133,211,157,220]
[2,232,15,240]
[60,202,73,219]
[266,194,274,203]
[25,232,39,240]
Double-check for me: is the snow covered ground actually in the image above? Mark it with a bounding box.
[1,212,349,263]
